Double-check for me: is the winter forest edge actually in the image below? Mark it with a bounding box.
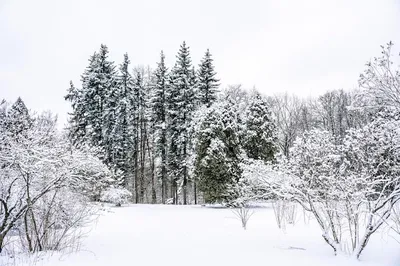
[1,41,400,262]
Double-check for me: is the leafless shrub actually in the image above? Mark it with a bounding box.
[272,200,287,231]
[232,206,254,230]
[285,202,297,225]
[386,202,400,243]
[272,200,297,231]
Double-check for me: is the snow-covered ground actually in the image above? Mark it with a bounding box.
[2,204,400,266]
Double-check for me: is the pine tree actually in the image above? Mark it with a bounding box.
[242,92,277,162]
[7,97,32,139]
[65,44,118,168]
[166,64,180,204]
[190,66,197,104]
[79,51,102,147]
[114,53,135,187]
[67,44,118,158]
[131,70,143,203]
[65,81,87,145]
[151,51,169,203]
[130,67,151,203]
[142,66,157,203]
[0,100,7,133]
[167,41,197,204]
[97,45,118,165]
[197,49,219,107]
[195,99,242,204]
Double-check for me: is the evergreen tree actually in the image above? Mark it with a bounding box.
[0,100,7,133]
[197,49,219,107]
[190,66,197,104]
[65,81,86,145]
[65,44,118,167]
[97,45,118,165]
[195,99,242,204]
[131,70,144,202]
[151,51,169,203]
[7,97,32,139]
[114,53,135,187]
[242,92,277,162]
[167,41,197,204]
[131,67,151,203]
[166,64,181,204]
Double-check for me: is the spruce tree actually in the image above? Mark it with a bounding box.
[167,41,196,204]
[65,44,118,165]
[197,49,219,107]
[0,100,7,131]
[65,81,87,145]
[97,45,118,165]
[166,64,181,204]
[242,92,277,162]
[7,97,32,139]
[151,51,169,203]
[79,51,103,147]
[114,53,135,187]
[131,70,144,203]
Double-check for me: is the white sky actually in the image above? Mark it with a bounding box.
[1,0,400,127]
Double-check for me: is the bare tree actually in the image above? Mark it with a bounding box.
[359,41,400,109]
[269,93,302,157]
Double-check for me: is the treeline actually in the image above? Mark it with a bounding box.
[65,42,282,205]
[64,41,377,205]
[66,42,222,204]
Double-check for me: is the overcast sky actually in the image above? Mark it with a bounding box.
[1,0,400,127]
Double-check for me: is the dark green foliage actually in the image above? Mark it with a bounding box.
[242,93,277,162]
[6,97,32,139]
[195,100,242,203]
[151,51,169,203]
[197,49,219,107]
[166,42,197,204]
[65,44,122,184]
[113,53,135,186]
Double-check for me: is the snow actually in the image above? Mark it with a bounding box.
[2,204,399,266]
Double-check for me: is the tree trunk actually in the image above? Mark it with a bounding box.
[146,135,157,204]
[171,180,177,204]
[24,211,33,252]
[139,118,146,203]
[161,129,167,204]
[0,233,4,254]
[182,129,187,205]
[134,133,139,203]
[29,209,42,251]
[194,180,197,205]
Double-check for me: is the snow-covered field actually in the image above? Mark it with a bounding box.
[2,204,399,266]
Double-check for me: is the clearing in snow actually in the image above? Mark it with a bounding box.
[1,204,399,266]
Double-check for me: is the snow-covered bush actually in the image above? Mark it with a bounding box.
[359,41,400,110]
[69,146,115,202]
[0,103,116,255]
[266,118,400,258]
[272,200,297,231]
[20,187,97,253]
[234,158,277,203]
[272,200,287,230]
[391,203,400,240]
[100,187,132,207]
